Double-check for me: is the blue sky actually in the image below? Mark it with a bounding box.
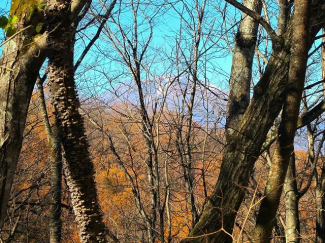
[0,0,234,93]
[0,0,9,14]
[0,0,324,152]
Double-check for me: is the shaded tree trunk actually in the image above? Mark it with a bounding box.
[316,168,325,243]
[46,0,114,241]
[0,0,47,228]
[226,0,261,138]
[37,78,62,243]
[183,0,325,242]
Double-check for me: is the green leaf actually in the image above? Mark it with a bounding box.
[38,2,46,8]
[8,15,18,24]
[36,23,43,33]
[11,15,18,24]
[0,16,8,29]
[6,26,16,37]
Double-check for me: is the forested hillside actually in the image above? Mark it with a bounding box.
[0,0,325,242]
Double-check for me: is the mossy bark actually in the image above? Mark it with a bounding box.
[0,0,46,228]
[0,0,92,233]
[254,1,311,241]
[182,0,325,242]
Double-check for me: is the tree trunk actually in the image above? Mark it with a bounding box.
[226,0,261,138]
[0,0,46,228]
[183,0,325,242]
[284,155,300,243]
[37,79,63,243]
[0,0,95,230]
[316,170,325,243]
[48,126,63,243]
[182,39,291,243]
[316,28,325,243]
[46,1,109,242]
[254,0,311,241]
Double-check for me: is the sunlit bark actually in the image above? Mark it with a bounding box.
[46,0,115,241]
[254,1,311,241]
[0,0,47,228]
[183,0,325,241]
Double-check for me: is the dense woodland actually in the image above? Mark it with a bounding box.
[0,0,325,242]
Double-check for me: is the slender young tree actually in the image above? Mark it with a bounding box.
[37,77,63,243]
[315,30,325,243]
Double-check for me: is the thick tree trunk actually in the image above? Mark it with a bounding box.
[46,1,109,242]
[183,1,325,242]
[226,0,261,137]
[0,0,46,228]
[182,42,291,243]
[284,155,300,243]
[254,1,311,241]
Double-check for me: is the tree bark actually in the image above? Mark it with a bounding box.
[182,0,325,242]
[316,169,325,243]
[284,154,300,243]
[226,0,261,138]
[182,28,291,243]
[37,79,62,243]
[0,0,97,231]
[254,0,311,241]
[46,1,110,241]
[0,0,47,228]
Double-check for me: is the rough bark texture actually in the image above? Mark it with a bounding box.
[284,155,300,243]
[182,0,325,242]
[254,0,311,241]
[0,0,46,228]
[46,1,108,242]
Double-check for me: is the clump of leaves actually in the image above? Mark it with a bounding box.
[0,16,8,29]
[0,15,18,37]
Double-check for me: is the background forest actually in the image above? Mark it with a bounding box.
[0,0,325,242]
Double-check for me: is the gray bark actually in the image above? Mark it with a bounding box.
[226,0,261,138]
[284,155,300,243]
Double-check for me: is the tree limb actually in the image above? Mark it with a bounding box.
[225,0,283,49]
